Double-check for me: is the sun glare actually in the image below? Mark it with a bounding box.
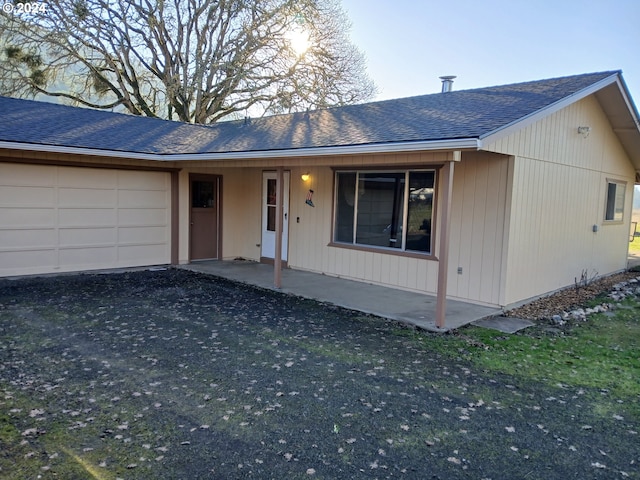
[286,28,311,57]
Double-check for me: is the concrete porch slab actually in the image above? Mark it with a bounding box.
[180,260,502,332]
[472,316,535,334]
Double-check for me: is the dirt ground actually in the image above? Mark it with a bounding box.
[1,269,638,479]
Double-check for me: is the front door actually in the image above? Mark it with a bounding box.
[190,176,220,260]
[261,171,289,262]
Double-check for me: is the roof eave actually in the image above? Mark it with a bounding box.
[478,72,623,149]
[0,138,480,162]
[478,72,640,169]
[603,75,640,170]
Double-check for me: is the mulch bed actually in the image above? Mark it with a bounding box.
[1,269,638,479]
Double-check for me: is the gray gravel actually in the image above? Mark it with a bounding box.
[1,269,638,479]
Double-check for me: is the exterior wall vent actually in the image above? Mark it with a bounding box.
[440,75,456,93]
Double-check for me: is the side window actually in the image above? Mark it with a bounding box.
[604,180,626,222]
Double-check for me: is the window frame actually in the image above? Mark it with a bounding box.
[330,167,437,258]
[603,179,627,224]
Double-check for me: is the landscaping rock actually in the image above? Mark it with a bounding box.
[506,272,640,321]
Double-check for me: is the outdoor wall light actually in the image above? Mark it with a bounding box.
[301,172,310,182]
[577,126,591,138]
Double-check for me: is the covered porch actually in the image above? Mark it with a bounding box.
[180,154,466,329]
[180,259,502,332]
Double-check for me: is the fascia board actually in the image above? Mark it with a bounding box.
[0,138,480,162]
[611,76,640,170]
[478,73,621,149]
[614,75,640,131]
[0,141,162,161]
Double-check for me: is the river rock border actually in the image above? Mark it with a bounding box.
[550,276,640,325]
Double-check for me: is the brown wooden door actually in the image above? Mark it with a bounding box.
[190,177,219,260]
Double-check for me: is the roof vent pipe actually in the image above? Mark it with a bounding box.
[440,75,456,93]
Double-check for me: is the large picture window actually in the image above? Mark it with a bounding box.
[605,180,626,222]
[334,170,435,254]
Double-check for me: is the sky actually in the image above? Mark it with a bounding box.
[340,0,640,106]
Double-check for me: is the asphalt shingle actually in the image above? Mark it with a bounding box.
[0,71,619,155]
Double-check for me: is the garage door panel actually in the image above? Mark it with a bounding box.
[0,228,56,249]
[118,226,167,244]
[0,163,55,185]
[58,188,116,207]
[118,189,167,208]
[0,208,56,227]
[58,208,117,227]
[0,163,171,277]
[118,208,168,226]
[117,244,168,264]
[0,250,56,273]
[58,246,117,267]
[59,167,117,188]
[59,227,117,247]
[118,170,167,190]
[0,185,55,205]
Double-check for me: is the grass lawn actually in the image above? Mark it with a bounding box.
[630,234,640,253]
[401,296,640,420]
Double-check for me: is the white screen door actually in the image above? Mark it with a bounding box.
[261,171,289,261]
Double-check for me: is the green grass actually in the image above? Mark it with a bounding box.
[395,298,640,418]
[629,233,640,253]
[464,319,638,398]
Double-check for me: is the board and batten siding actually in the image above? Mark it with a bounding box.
[282,152,508,305]
[286,158,442,295]
[483,95,635,306]
[182,151,510,306]
[447,152,510,306]
[177,168,262,264]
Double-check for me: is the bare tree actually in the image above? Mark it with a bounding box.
[0,0,376,123]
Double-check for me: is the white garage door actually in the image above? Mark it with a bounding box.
[0,163,172,277]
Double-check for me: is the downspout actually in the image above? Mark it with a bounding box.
[435,152,459,328]
[274,167,284,288]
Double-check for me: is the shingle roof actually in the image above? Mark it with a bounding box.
[0,71,622,156]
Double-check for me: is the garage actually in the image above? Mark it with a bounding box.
[0,162,172,277]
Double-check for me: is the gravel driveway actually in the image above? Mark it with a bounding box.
[1,269,637,479]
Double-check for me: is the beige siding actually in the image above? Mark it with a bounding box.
[178,168,262,264]
[0,163,172,277]
[285,153,509,304]
[223,169,263,260]
[484,95,635,306]
[180,151,509,305]
[181,153,449,294]
[447,152,510,305]
[286,159,442,295]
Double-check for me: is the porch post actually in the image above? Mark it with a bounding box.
[274,167,284,288]
[435,157,457,329]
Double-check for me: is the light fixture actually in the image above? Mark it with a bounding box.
[577,126,591,138]
[301,172,310,182]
